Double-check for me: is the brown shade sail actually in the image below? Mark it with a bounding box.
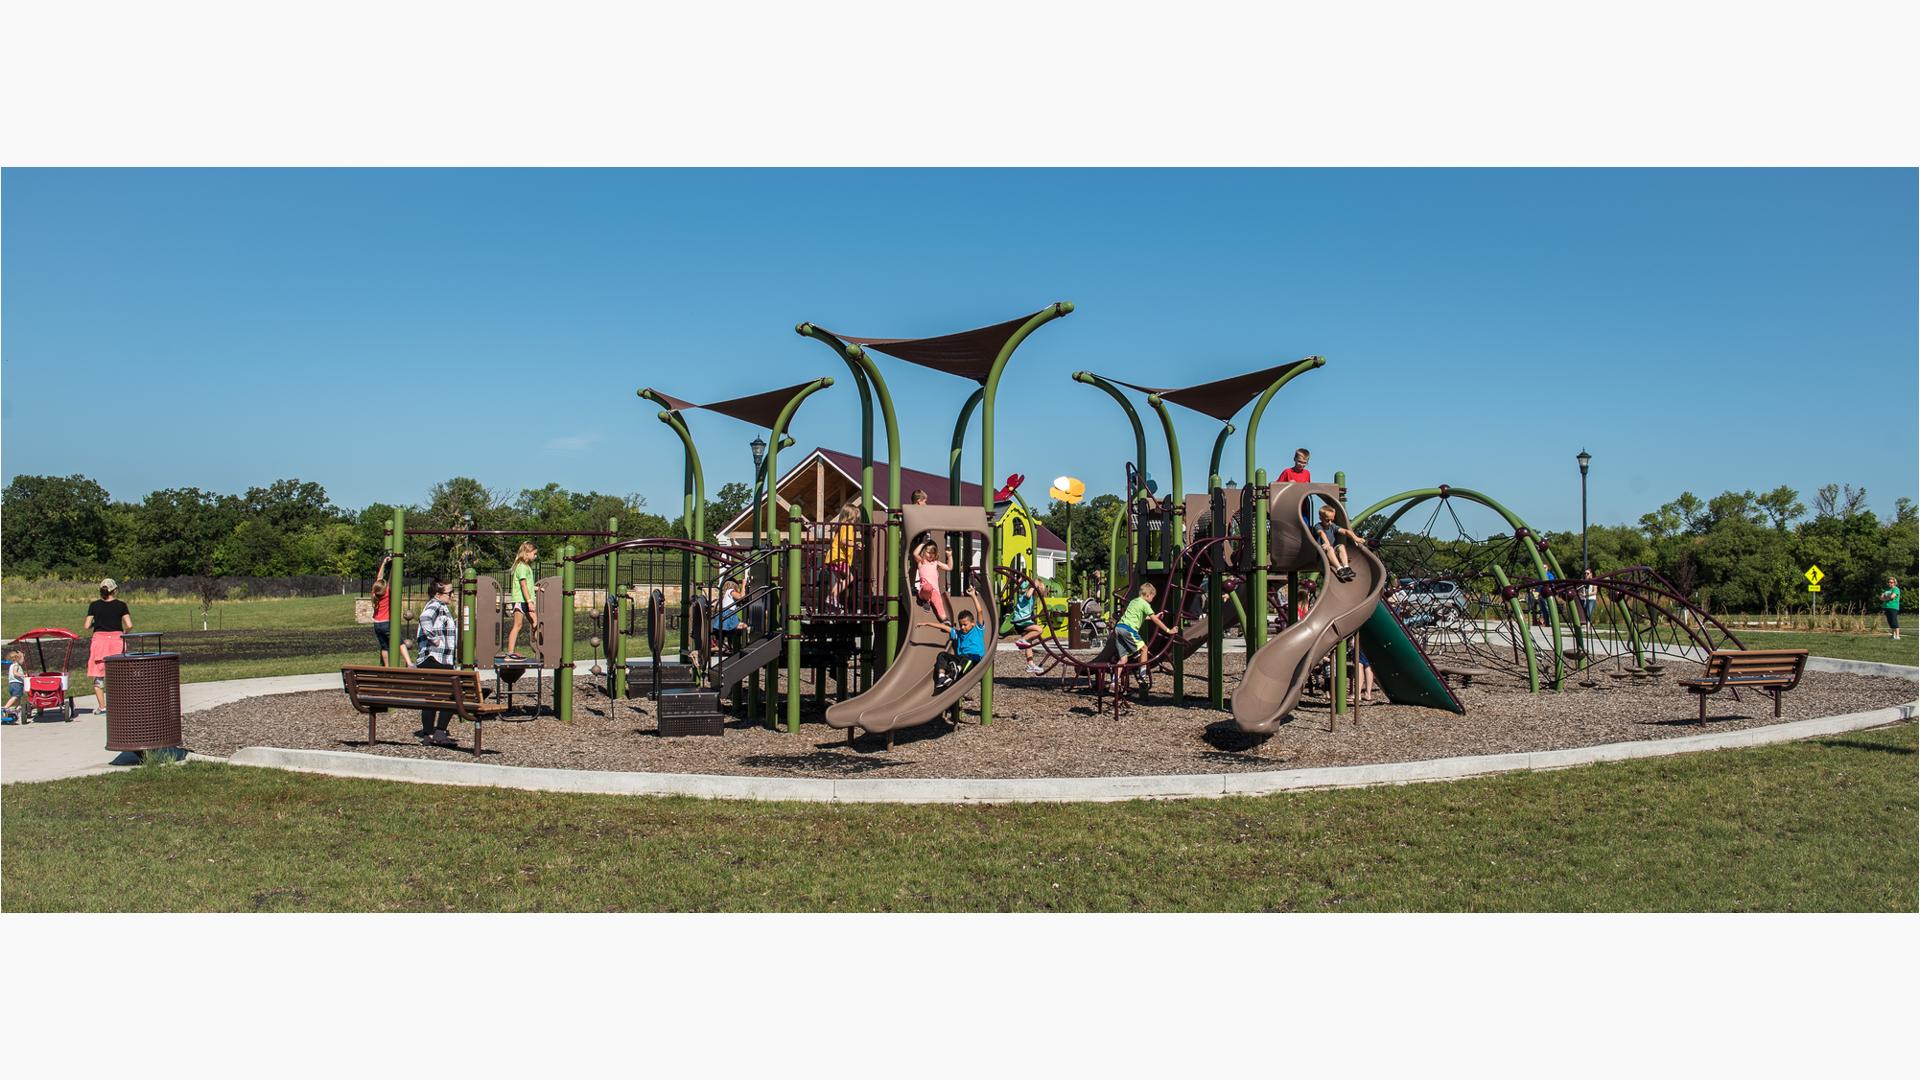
[1109,357,1320,422]
[819,307,1060,383]
[649,382,822,429]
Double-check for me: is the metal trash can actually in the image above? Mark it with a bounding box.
[103,651,183,753]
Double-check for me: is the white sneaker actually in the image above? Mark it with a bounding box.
[1026,663,1044,675]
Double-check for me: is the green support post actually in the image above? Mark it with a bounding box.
[786,520,802,734]
[1106,509,1126,614]
[638,392,708,637]
[1207,422,1236,489]
[1147,394,1185,704]
[607,516,624,699]
[977,303,1074,726]
[1250,469,1269,652]
[557,545,575,722]
[1242,357,1324,497]
[1333,470,1348,717]
[460,567,476,668]
[1206,473,1225,709]
[1492,564,1541,693]
[390,508,406,665]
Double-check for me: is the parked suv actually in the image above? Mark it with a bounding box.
[1387,578,1469,627]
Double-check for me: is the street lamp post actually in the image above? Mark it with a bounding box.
[750,435,769,551]
[1576,449,1591,576]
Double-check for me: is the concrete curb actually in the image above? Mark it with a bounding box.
[1804,656,1919,680]
[226,699,1917,804]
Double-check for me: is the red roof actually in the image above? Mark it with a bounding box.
[732,448,1067,550]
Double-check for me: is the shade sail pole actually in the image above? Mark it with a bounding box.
[979,302,1075,726]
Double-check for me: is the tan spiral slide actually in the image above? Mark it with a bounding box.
[824,504,999,737]
[1231,482,1388,734]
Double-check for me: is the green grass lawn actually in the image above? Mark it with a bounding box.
[1,594,358,638]
[5,722,1913,912]
[1725,629,1918,667]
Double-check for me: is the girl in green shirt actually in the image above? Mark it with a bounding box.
[505,542,541,658]
[1882,577,1901,640]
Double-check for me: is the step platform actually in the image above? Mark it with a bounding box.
[657,688,724,737]
[624,659,701,698]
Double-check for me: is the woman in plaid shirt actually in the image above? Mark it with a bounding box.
[414,579,460,745]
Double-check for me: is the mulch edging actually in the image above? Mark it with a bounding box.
[184,651,1919,781]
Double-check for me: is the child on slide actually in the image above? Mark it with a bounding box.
[1312,504,1361,583]
[914,539,953,624]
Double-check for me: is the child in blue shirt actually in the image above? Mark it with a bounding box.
[949,608,986,668]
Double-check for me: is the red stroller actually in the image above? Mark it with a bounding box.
[10,628,78,723]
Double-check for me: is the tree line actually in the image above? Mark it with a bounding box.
[0,474,714,583]
[7,472,1913,612]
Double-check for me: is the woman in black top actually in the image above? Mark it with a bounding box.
[83,578,132,716]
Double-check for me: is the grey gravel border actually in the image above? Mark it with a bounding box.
[226,698,1917,804]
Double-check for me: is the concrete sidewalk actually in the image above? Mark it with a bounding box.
[1,672,341,785]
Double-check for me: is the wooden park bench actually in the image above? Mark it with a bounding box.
[1677,649,1808,722]
[341,665,507,757]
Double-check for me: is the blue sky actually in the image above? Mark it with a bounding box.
[3,168,1914,534]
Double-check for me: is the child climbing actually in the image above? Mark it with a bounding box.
[504,541,541,659]
[1312,503,1360,583]
[1115,581,1176,667]
[1010,576,1046,673]
[826,501,859,611]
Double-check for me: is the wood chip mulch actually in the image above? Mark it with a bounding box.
[182,650,1916,780]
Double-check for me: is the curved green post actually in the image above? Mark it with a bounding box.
[390,509,406,665]
[1352,485,1561,690]
[1241,356,1324,490]
[977,302,1074,726]
[760,378,835,547]
[948,385,985,505]
[948,385,986,578]
[1206,471,1225,709]
[785,519,802,733]
[1208,422,1237,488]
[1491,565,1540,692]
[797,328,904,672]
[1147,394,1185,703]
[1251,469,1269,651]
[1106,508,1125,614]
[1071,372,1149,488]
[639,389,708,643]
[558,545,575,723]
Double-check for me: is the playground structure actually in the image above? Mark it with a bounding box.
[1353,487,1747,691]
[347,300,1762,751]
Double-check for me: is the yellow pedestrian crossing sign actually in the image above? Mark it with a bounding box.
[1804,565,1824,592]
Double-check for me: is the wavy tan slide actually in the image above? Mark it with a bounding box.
[1231,483,1388,734]
[825,505,1000,737]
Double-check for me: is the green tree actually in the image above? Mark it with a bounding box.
[0,474,114,574]
[239,479,342,535]
[1041,492,1124,589]
[703,481,752,542]
[131,488,237,577]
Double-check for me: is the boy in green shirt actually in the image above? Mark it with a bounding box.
[1114,581,1176,663]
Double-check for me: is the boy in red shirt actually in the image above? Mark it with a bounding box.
[1278,448,1311,483]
